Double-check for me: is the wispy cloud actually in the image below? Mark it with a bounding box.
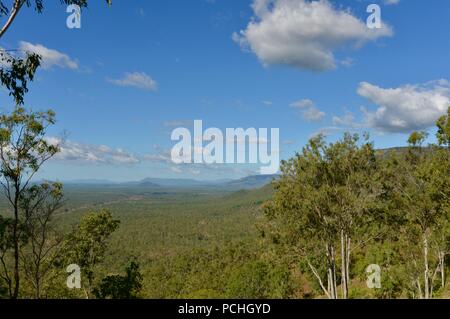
[290,99,326,122]
[18,41,78,70]
[108,72,158,91]
[47,137,139,165]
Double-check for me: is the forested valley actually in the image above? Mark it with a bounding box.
[0,0,449,300]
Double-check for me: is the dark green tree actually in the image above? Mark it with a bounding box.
[60,209,120,298]
[93,259,143,299]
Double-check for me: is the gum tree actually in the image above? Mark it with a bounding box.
[20,182,64,298]
[393,129,450,298]
[0,0,113,299]
[60,210,120,299]
[264,133,382,299]
[0,107,59,298]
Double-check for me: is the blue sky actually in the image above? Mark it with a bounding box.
[0,0,449,181]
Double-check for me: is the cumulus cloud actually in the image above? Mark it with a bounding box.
[357,80,450,133]
[47,137,139,165]
[290,99,326,122]
[18,41,78,70]
[108,72,158,91]
[233,0,393,71]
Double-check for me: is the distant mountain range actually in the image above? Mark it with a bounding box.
[55,148,424,190]
[63,174,279,190]
[223,174,278,189]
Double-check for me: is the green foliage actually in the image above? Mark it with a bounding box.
[226,260,292,298]
[93,259,142,299]
[60,209,120,294]
[407,131,428,147]
[0,106,59,180]
[0,51,40,105]
[0,0,115,300]
[19,182,64,298]
[263,132,382,298]
[436,107,450,146]
[0,105,59,299]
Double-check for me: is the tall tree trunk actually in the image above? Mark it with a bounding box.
[346,236,351,292]
[327,270,333,299]
[339,230,351,299]
[423,232,430,299]
[326,243,337,299]
[35,270,41,299]
[439,251,445,289]
[416,278,423,299]
[331,245,337,299]
[12,193,19,299]
[306,259,331,299]
[340,230,348,299]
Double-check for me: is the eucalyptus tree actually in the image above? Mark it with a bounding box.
[19,182,64,298]
[264,133,382,298]
[0,0,113,299]
[0,107,59,298]
[60,210,120,299]
[393,130,450,298]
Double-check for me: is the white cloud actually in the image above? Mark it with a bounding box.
[18,41,78,70]
[332,111,356,127]
[357,80,450,133]
[45,139,259,179]
[303,107,326,121]
[47,138,139,165]
[290,99,314,109]
[108,72,158,91]
[233,0,393,71]
[290,99,326,122]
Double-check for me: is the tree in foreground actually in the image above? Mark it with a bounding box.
[19,182,64,298]
[264,133,382,299]
[391,115,450,298]
[0,106,59,299]
[60,209,120,298]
